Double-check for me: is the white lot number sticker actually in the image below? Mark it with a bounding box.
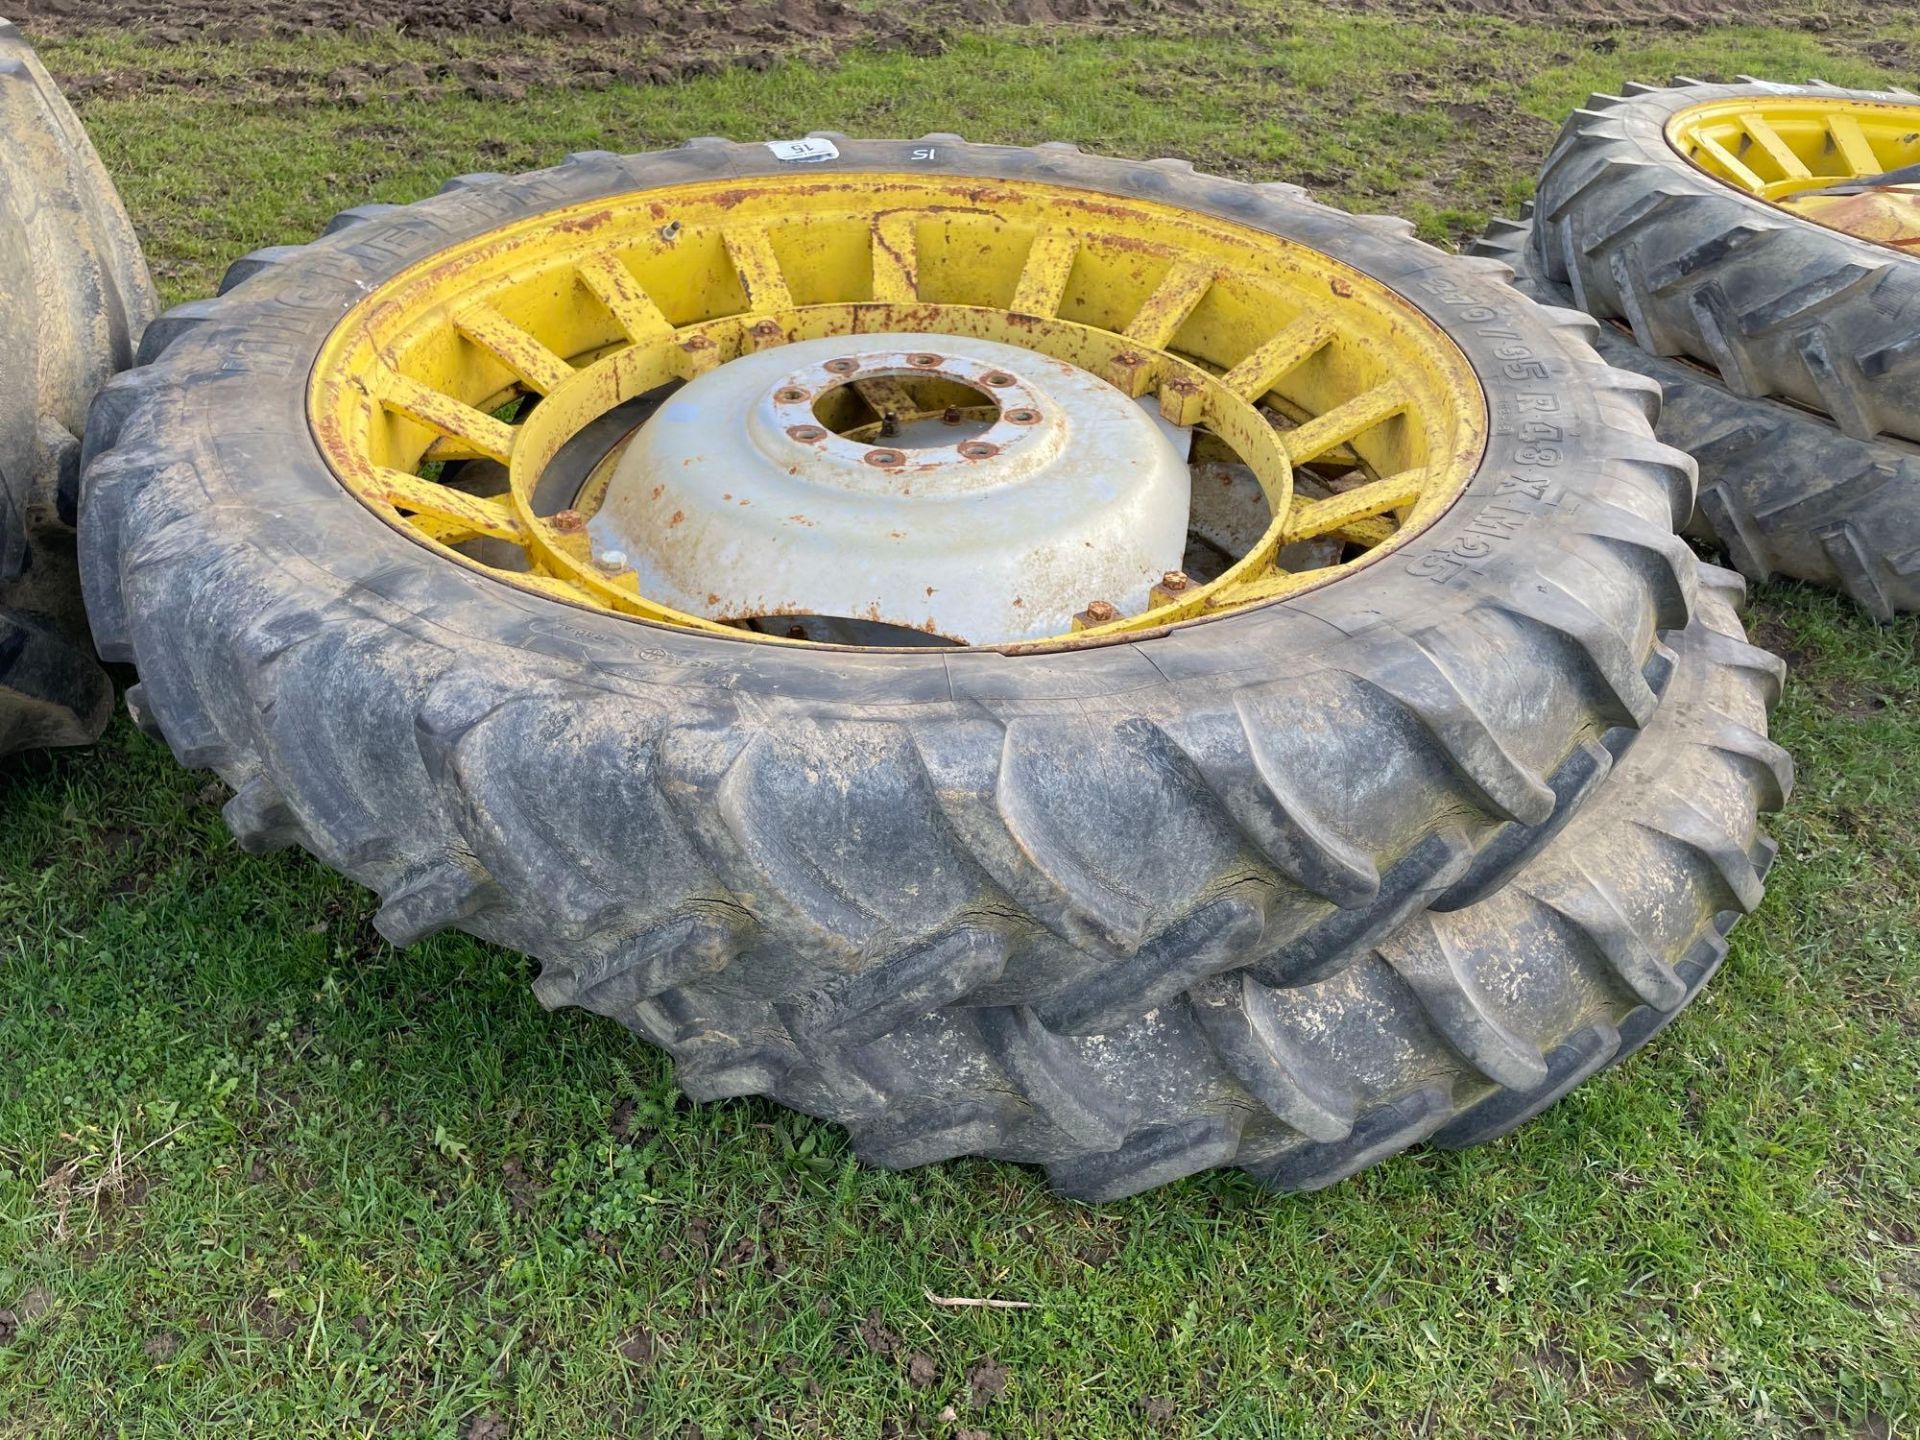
[766,138,840,164]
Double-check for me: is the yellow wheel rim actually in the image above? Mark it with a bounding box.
[309,171,1487,650]
[1667,96,1920,250]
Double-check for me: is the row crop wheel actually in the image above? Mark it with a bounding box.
[1534,78,1920,446]
[0,20,154,755]
[84,137,1703,1195]
[1475,207,1920,618]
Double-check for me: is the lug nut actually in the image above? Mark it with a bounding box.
[774,386,811,404]
[1084,600,1118,623]
[879,411,900,438]
[942,405,963,425]
[907,352,943,368]
[1150,569,1193,606]
[825,357,860,375]
[786,424,826,442]
[595,550,630,574]
[981,370,1016,387]
[551,509,586,533]
[864,448,906,468]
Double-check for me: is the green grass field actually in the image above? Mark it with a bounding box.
[3,4,1919,1435]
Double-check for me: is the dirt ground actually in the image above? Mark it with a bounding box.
[12,0,1216,45]
[11,0,1878,42]
[17,0,1236,101]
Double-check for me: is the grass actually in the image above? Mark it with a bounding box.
[2,3,1919,1435]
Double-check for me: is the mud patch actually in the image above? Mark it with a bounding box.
[966,1355,1009,1403]
[15,0,1221,48]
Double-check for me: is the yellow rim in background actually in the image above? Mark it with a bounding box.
[1666,95,1920,214]
[309,171,1487,650]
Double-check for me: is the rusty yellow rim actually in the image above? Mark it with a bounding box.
[1667,96,1920,244]
[309,171,1487,649]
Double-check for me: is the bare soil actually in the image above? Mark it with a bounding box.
[19,0,1227,103]
[13,0,1216,45]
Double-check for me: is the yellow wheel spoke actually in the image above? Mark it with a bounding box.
[1280,383,1405,465]
[724,226,794,312]
[1223,314,1337,402]
[577,253,675,343]
[1123,257,1214,349]
[1279,470,1424,544]
[851,375,921,417]
[1692,131,1765,195]
[379,372,516,464]
[870,214,919,302]
[1010,230,1077,317]
[454,306,573,396]
[421,435,496,464]
[1826,112,1879,177]
[371,467,522,540]
[1738,112,1811,181]
[1673,96,1920,223]
[1332,515,1396,547]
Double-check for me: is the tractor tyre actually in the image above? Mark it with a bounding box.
[0,20,154,755]
[1475,210,1920,618]
[1533,78,1920,445]
[84,139,1695,1150]
[835,567,1786,1199]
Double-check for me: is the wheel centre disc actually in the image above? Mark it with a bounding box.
[589,332,1191,644]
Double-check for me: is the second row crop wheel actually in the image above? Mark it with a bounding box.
[1534,77,1920,445]
[84,137,1697,1113]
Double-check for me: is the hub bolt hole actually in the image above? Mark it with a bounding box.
[864,448,907,468]
[824,358,860,375]
[907,352,943,368]
[959,441,999,459]
[787,424,827,442]
[981,371,1016,387]
[774,386,811,404]
[1004,407,1041,425]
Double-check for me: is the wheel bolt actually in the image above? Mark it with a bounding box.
[864,448,906,468]
[595,550,629,574]
[1083,600,1118,624]
[551,509,586,533]
[1161,570,1190,592]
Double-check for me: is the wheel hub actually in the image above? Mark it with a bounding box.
[591,332,1190,644]
[307,168,1489,650]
